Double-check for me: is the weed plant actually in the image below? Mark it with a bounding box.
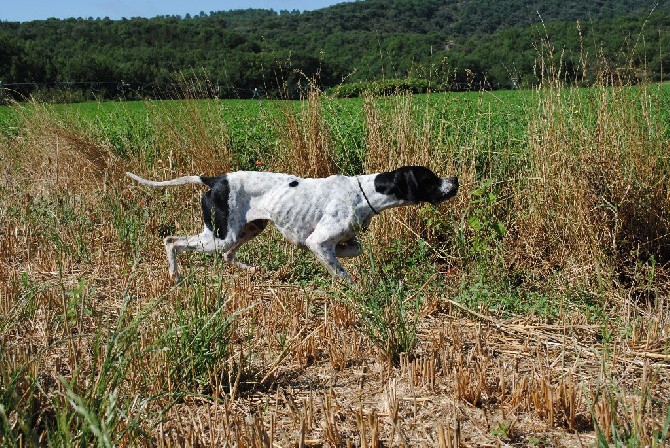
[339,251,422,366]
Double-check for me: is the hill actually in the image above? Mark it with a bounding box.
[0,0,668,100]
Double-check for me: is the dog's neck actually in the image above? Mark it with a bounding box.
[357,177,379,214]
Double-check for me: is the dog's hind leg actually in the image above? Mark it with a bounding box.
[164,227,221,281]
[164,220,270,281]
[222,219,269,270]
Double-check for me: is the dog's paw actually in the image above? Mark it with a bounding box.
[169,272,184,285]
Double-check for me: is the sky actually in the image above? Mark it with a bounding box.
[2,1,354,22]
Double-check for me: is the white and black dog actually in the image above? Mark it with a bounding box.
[127,166,458,282]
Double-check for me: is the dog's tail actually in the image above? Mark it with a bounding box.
[126,172,205,187]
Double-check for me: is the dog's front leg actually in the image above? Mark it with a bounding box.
[305,233,353,283]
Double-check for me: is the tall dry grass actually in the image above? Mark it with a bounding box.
[363,92,446,250]
[510,68,670,315]
[274,88,338,178]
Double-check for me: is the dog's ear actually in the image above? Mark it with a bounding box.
[374,170,403,197]
[404,167,442,203]
[374,166,440,203]
[394,168,419,201]
[374,168,417,199]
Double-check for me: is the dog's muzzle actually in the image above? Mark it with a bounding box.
[438,177,459,202]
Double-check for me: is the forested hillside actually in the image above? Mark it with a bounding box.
[0,0,668,100]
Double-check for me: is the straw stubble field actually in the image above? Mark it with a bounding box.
[1,82,669,446]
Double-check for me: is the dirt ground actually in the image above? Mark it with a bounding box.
[149,280,670,447]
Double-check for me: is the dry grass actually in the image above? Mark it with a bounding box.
[363,93,442,250]
[275,88,338,178]
[1,75,669,447]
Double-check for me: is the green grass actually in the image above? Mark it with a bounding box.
[0,88,535,172]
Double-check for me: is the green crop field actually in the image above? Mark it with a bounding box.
[1,83,669,446]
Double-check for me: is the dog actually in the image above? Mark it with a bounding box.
[127,166,458,283]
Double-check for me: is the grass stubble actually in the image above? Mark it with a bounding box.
[1,62,669,446]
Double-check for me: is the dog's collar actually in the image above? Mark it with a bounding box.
[357,177,379,215]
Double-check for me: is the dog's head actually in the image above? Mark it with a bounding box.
[374,166,458,205]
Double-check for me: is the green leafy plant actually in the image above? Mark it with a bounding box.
[43,294,151,447]
[459,179,506,261]
[491,421,513,441]
[64,278,93,327]
[341,254,420,365]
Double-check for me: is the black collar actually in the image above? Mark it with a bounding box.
[357,177,379,215]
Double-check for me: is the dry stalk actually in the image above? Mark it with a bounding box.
[362,92,448,252]
[276,88,337,178]
[355,406,380,448]
[383,378,409,447]
[148,94,232,175]
[437,420,460,448]
[400,353,437,391]
[322,389,343,446]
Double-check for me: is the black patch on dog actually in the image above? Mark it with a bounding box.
[200,175,223,189]
[374,166,445,204]
[289,180,299,187]
[200,175,229,239]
